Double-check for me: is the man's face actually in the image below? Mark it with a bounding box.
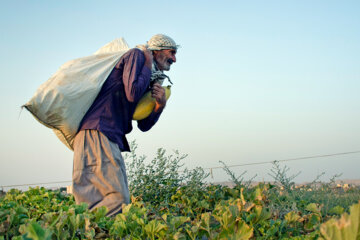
[153,49,177,71]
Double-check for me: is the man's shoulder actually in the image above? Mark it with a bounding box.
[118,48,146,69]
[125,48,144,57]
[120,48,145,64]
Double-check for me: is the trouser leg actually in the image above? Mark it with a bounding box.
[72,130,130,216]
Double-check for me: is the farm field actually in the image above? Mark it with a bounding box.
[1,147,360,239]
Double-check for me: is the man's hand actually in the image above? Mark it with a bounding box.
[151,82,166,112]
[143,49,153,69]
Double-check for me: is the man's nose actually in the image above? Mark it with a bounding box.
[171,55,176,63]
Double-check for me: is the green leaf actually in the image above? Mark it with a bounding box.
[252,187,264,202]
[93,206,108,221]
[170,216,190,229]
[306,203,321,214]
[285,211,301,224]
[185,224,199,240]
[199,212,211,235]
[144,220,167,240]
[234,220,253,240]
[136,217,145,226]
[305,213,321,231]
[11,237,25,240]
[74,202,88,214]
[320,201,360,240]
[173,231,187,240]
[329,206,345,215]
[24,222,52,240]
[161,213,168,222]
[109,220,127,237]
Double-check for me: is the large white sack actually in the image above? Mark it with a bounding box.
[24,38,130,150]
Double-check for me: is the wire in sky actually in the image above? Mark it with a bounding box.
[204,150,360,170]
[1,150,359,189]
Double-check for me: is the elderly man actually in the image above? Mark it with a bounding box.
[72,34,178,216]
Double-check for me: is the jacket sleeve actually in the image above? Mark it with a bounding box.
[137,108,164,132]
[122,48,152,102]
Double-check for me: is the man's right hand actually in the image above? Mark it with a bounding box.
[143,49,153,69]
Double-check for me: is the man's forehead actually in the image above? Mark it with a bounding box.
[162,49,177,54]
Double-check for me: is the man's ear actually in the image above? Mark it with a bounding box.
[152,50,159,57]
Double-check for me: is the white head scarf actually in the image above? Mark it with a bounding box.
[147,34,179,51]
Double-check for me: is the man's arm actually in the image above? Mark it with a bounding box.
[137,82,166,132]
[123,48,153,102]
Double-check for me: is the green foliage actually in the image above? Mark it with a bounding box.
[1,185,360,239]
[1,146,360,239]
[219,161,257,188]
[268,161,301,192]
[124,141,209,206]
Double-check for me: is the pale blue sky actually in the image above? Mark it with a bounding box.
[1,1,359,188]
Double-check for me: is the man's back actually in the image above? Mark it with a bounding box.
[79,48,160,152]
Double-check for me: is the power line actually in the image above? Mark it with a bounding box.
[204,150,360,170]
[1,150,359,189]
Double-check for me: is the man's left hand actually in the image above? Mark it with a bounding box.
[151,82,166,112]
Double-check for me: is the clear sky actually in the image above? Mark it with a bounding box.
[1,1,359,189]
